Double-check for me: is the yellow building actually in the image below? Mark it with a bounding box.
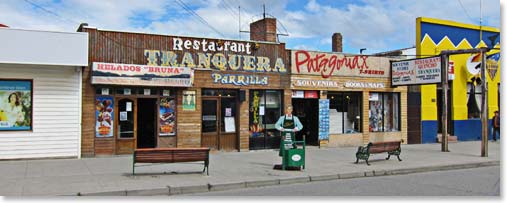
[414,17,500,143]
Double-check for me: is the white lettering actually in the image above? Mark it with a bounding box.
[173,38,183,50]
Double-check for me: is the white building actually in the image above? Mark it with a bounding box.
[0,27,88,159]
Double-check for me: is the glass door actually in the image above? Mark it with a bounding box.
[202,98,219,149]
[116,98,136,154]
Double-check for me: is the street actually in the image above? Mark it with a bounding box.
[186,166,500,196]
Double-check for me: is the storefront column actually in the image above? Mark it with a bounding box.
[177,88,202,148]
[239,89,249,151]
[401,91,408,143]
[362,91,370,145]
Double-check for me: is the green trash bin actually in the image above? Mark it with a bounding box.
[281,137,305,170]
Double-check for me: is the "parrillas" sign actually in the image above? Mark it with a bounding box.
[144,37,286,73]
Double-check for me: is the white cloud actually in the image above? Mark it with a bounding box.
[0,0,500,54]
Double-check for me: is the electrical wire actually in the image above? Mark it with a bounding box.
[22,0,79,24]
[457,0,475,23]
[175,0,226,38]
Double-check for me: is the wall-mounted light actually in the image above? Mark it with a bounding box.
[254,43,260,50]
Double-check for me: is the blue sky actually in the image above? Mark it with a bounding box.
[0,0,501,54]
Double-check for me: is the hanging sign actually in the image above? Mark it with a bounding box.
[391,56,441,86]
[292,90,304,98]
[304,91,318,98]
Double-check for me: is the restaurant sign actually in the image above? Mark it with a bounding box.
[144,38,286,73]
[91,62,194,87]
[391,56,441,86]
[291,50,390,78]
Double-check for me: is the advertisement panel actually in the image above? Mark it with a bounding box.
[391,56,441,86]
[0,80,32,131]
[159,97,176,136]
[318,99,330,140]
[95,96,114,137]
[91,62,194,87]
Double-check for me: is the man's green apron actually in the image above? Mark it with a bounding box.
[279,116,296,156]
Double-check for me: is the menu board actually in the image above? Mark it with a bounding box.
[318,99,330,140]
[224,117,236,133]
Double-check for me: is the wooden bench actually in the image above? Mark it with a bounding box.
[133,147,210,175]
[355,140,402,165]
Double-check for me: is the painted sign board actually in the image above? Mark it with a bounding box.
[391,56,441,86]
[91,62,194,87]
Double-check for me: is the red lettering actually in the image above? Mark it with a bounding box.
[295,50,310,73]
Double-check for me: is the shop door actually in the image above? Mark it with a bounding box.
[219,97,237,151]
[292,98,320,146]
[201,97,238,151]
[137,98,157,148]
[116,98,137,154]
[202,99,219,149]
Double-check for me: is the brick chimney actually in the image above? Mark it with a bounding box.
[332,33,342,52]
[250,18,277,42]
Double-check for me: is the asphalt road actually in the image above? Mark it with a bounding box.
[185,166,500,196]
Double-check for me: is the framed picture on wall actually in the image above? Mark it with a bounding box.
[0,79,33,131]
[182,90,196,111]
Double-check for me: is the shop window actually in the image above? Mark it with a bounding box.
[369,92,400,132]
[467,82,482,118]
[202,89,237,97]
[96,87,113,95]
[327,92,362,134]
[249,90,282,150]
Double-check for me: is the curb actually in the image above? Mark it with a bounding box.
[76,161,499,196]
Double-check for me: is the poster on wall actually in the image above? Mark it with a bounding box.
[318,99,330,140]
[182,90,196,111]
[0,80,32,131]
[95,96,114,137]
[159,97,176,136]
[224,117,236,133]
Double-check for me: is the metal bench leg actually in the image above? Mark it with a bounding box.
[386,154,391,160]
[365,159,370,166]
[355,158,359,164]
[397,155,402,162]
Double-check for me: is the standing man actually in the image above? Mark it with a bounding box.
[275,105,303,156]
[492,110,500,141]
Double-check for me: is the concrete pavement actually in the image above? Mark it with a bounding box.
[0,141,500,196]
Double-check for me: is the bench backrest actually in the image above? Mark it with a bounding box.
[134,148,210,163]
[368,141,401,153]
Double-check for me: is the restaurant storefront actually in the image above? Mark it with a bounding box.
[289,50,407,147]
[79,25,289,156]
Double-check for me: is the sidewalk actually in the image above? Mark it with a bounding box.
[0,141,500,196]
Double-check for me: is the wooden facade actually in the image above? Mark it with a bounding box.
[79,27,290,156]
